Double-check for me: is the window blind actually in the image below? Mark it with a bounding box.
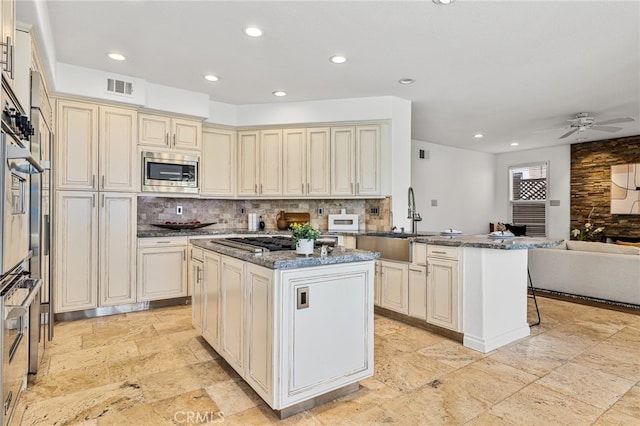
[512,202,546,237]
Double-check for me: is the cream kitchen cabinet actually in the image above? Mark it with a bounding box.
[56,100,137,192]
[0,0,16,86]
[202,250,221,350]
[426,245,460,331]
[282,128,331,197]
[137,237,188,302]
[200,126,235,197]
[330,125,381,196]
[138,112,202,151]
[220,255,245,372]
[237,129,282,196]
[378,259,409,314]
[408,265,427,320]
[191,247,205,331]
[54,191,137,313]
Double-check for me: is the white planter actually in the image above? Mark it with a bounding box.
[296,239,315,255]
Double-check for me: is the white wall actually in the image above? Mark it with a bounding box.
[494,145,571,239]
[411,140,495,234]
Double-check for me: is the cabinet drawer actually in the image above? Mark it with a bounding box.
[411,243,427,266]
[138,236,189,248]
[191,246,204,261]
[427,245,458,260]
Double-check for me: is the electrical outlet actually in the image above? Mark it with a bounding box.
[431,199,438,207]
[176,206,183,215]
[370,207,379,216]
[318,207,324,216]
[240,208,245,214]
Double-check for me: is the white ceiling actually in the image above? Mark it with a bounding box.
[18,0,640,154]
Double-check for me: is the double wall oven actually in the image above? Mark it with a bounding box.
[0,75,44,424]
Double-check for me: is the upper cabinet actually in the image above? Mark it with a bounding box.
[56,100,137,192]
[331,125,380,196]
[282,128,330,197]
[0,0,15,87]
[138,112,201,151]
[201,126,236,197]
[237,129,282,197]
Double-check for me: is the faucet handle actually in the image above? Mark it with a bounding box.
[415,213,422,221]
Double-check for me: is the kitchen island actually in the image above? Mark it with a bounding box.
[412,234,563,353]
[189,239,379,418]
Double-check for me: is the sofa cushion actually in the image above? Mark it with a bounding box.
[567,240,640,255]
[616,240,640,248]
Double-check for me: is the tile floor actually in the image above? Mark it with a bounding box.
[12,297,640,425]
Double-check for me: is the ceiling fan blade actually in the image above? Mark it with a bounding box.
[594,117,635,125]
[559,128,578,139]
[592,125,622,133]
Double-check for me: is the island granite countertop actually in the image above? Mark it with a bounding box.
[191,239,380,269]
[412,234,564,250]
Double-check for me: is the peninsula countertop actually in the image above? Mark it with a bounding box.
[412,234,564,250]
[191,239,380,269]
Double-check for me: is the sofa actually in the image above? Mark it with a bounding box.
[528,240,640,306]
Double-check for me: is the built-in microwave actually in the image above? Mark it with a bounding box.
[141,151,199,194]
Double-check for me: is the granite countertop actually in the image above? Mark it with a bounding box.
[137,227,366,238]
[191,239,380,269]
[412,234,564,250]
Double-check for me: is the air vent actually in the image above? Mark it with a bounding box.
[106,78,133,96]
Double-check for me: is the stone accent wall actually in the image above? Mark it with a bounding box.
[571,135,640,239]
[138,196,392,232]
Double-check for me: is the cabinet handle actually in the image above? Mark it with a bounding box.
[307,182,310,194]
[351,182,354,193]
[92,175,95,188]
[183,250,186,261]
[92,194,96,208]
[260,183,263,194]
[101,194,104,208]
[254,183,258,194]
[173,134,176,146]
[409,268,422,273]
[156,240,172,244]
[301,183,304,194]
[357,182,360,194]
[101,175,105,189]
[432,251,447,255]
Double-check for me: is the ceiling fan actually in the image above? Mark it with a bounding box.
[558,112,635,139]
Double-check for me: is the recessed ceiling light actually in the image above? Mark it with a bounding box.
[106,52,126,61]
[510,142,519,146]
[244,27,263,37]
[272,91,287,97]
[474,133,484,139]
[433,0,454,4]
[203,74,219,82]
[330,55,347,64]
[398,78,415,85]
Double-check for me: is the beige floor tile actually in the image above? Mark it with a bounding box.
[488,382,604,425]
[487,339,574,377]
[418,339,488,369]
[48,340,140,374]
[593,409,640,426]
[204,378,262,418]
[108,346,201,381]
[602,384,640,419]
[465,411,519,426]
[375,349,454,392]
[572,339,640,382]
[82,323,159,349]
[536,361,635,409]
[134,328,199,354]
[20,364,114,401]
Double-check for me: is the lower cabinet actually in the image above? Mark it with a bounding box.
[202,251,221,349]
[137,237,188,302]
[190,247,204,331]
[378,260,409,314]
[220,255,245,372]
[426,245,460,331]
[54,191,136,313]
[408,265,427,320]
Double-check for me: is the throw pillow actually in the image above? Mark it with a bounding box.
[567,240,640,255]
[506,224,527,236]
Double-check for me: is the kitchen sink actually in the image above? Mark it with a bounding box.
[365,231,440,239]
[356,235,411,262]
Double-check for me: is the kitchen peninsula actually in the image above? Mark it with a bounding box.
[189,238,379,418]
[412,234,563,353]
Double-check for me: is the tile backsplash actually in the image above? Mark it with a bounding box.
[137,196,391,232]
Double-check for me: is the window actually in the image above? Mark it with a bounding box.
[509,163,547,237]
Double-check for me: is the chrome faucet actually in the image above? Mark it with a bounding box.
[407,186,422,234]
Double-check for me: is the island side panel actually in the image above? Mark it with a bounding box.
[461,247,530,353]
[277,261,375,409]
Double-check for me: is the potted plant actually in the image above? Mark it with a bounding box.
[289,222,321,255]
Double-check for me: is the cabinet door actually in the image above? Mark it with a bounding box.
[260,129,282,196]
[0,0,15,84]
[330,127,355,195]
[191,256,204,332]
[99,106,137,192]
[307,128,331,196]
[201,128,235,196]
[374,260,381,306]
[221,256,245,372]
[203,251,221,350]
[138,113,171,148]
[282,128,306,196]
[172,118,202,151]
[355,125,381,195]
[237,131,259,196]
[408,265,427,320]
[137,246,188,301]
[245,263,273,402]
[380,260,408,314]
[54,191,98,313]
[426,257,459,331]
[56,100,99,190]
[99,193,137,306]
[39,118,51,189]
